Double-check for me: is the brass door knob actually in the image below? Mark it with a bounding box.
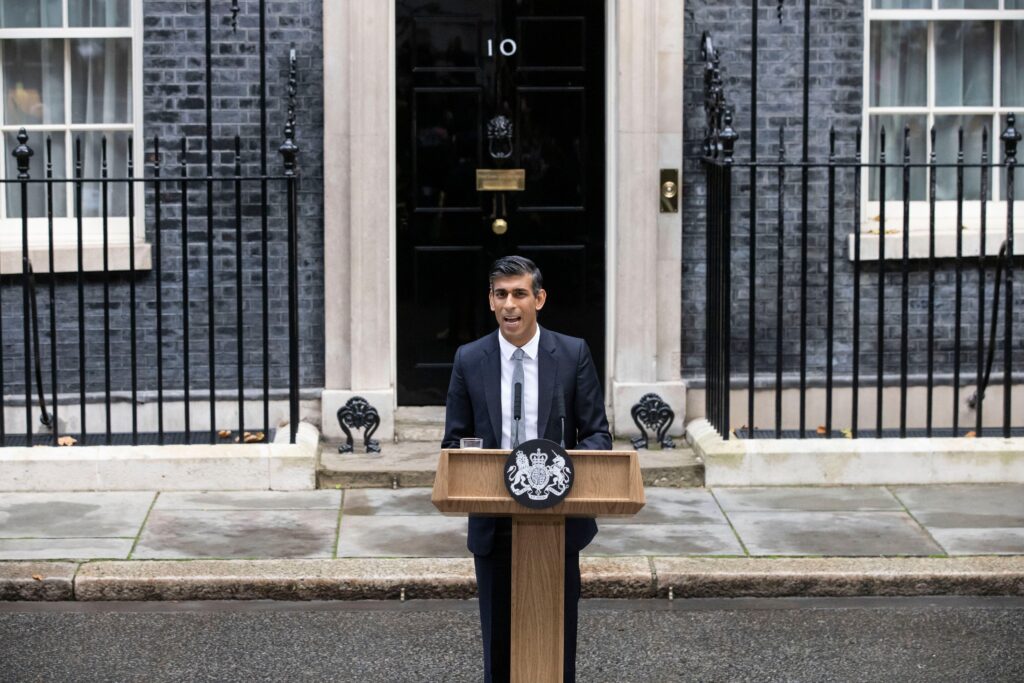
[492,218,508,235]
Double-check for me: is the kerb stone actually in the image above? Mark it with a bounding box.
[0,562,78,601]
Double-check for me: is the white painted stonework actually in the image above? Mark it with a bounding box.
[0,423,320,492]
[687,419,1024,486]
[321,0,687,440]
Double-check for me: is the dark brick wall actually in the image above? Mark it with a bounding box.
[0,0,324,399]
[682,0,1024,393]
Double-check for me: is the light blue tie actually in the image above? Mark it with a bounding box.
[511,348,524,448]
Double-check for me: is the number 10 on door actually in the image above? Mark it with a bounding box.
[487,38,517,57]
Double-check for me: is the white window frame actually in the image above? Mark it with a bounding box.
[857,0,1024,260]
[0,0,147,274]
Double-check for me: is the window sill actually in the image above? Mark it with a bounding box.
[847,230,1024,262]
[0,242,152,274]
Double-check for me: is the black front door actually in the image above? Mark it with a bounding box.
[396,0,606,405]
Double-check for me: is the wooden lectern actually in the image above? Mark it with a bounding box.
[432,448,645,683]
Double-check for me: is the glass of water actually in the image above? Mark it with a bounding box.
[459,437,483,449]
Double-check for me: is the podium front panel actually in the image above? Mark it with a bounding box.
[433,449,644,517]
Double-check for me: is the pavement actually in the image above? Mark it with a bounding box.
[2,482,1024,601]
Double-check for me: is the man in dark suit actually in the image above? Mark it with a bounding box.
[442,255,611,683]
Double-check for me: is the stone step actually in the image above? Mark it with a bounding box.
[394,406,446,443]
[317,439,704,489]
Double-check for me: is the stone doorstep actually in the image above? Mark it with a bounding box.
[317,440,704,489]
[0,423,322,492]
[394,406,446,443]
[687,418,1024,486]
[4,557,1024,602]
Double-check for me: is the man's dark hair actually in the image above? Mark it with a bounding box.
[488,255,543,296]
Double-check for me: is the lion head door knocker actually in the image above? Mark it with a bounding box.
[487,115,514,160]
[481,115,521,234]
[504,438,574,509]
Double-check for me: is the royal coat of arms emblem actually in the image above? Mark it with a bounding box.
[503,438,574,509]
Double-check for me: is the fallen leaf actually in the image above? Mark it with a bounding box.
[816,425,827,435]
[57,435,77,447]
[218,430,232,439]
[243,431,265,443]
[841,428,853,439]
[965,431,977,438]
[31,574,43,581]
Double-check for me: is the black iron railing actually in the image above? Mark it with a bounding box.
[701,30,1023,441]
[0,123,300,447]
[0,1,303,447]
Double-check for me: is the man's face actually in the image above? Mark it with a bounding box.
[488,273,546,347]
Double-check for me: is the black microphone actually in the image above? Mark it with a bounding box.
[513,382,523,424]
[555,382,566,448]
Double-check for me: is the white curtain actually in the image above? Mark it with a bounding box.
[869,114,927,201]
[938,0,998,8]
[934,115,990,201]
[935,21,993,107]
[870,22,927,201]
[1003,22,1024,108]
[70,0,129,28]
[870,21,927,107]
[72,38,130,124]
[0,0,60,29]
[873,1,930,8]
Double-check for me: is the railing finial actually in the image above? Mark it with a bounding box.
[279,46,299,176]
[721,108,738,163]
[1002,113,1021,165]
[702,32,739,161]
[12,128,32,179]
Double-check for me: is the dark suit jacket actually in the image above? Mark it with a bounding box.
[442,327,612,555]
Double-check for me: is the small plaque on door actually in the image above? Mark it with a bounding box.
[476,169,526,192]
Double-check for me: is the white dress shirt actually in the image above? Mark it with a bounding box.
[498,326,540,449]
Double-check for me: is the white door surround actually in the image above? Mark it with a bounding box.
[321,0,685,441]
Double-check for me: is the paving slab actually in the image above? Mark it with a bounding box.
[342,487,438,516]
[926,528,1024,556]
[154,490,341,511]
[131,509,339,559]
[584,523,743,556]
[0,561,77,600]
[726,511,945,556]
[891,484,1024,528]
[713,486,902,512]
[336,515,467,558]
[0,492,155,538]
[607,488,728,525]
[0,538,134,561]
